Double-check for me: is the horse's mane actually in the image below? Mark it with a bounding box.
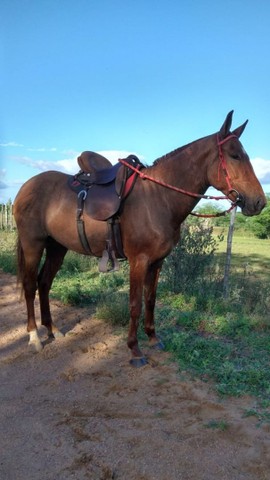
[152,144,190,167]
[151,133,212,168]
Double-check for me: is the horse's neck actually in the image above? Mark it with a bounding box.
[149,137,211,194]
[143,137,214,225]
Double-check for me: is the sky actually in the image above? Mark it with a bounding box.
[1,0,270,204]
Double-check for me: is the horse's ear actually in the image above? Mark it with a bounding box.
[219,110,234,139]
[231,119,248,139]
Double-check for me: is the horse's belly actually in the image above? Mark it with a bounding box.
[45,204,108,256]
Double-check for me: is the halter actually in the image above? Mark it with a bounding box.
[217,134,241,200]
[119,134,241,218]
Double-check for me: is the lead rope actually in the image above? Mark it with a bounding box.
[119,134,239,218]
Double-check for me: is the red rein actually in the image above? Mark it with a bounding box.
[119,134,239,218]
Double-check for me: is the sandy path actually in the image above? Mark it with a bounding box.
[0,270,270,480]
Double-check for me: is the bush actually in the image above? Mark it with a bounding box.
[249,196,270,239]
[95,291,130,326]
[162,220,223,294]
[0,231,17,274]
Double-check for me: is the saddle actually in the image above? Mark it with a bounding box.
[77,151,112,173]
[68,151,143,272]
[69,151,141,221]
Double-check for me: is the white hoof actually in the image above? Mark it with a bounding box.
[28,330,43,352]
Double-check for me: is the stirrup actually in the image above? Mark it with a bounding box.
[99,247,120,273]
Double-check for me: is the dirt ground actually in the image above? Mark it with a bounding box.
[1,270,270,480]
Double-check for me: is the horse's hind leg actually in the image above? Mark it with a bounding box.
[128,256,149,367]
[144,260,164,350]
[17,237,45,352]
[38,238,67,339]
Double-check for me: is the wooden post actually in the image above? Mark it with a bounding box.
[223,207,236,298]
[0,204,3,229]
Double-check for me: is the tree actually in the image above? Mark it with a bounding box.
[249,195,270,239]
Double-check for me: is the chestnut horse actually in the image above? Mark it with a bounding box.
[14,111,266,366]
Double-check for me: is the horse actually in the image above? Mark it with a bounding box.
[13,111,266,366]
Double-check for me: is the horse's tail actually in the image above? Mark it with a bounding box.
[16,236,25,297]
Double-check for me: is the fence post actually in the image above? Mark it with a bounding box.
[0,202,15,230]
[223,207,236,298]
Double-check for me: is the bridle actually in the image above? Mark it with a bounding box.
[119,134,241,218]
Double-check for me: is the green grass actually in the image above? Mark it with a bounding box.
[0,230,17,274]
[204,419,229,431]
[2,229,270,417]
[214,227,270,279]
[50,251,129,306]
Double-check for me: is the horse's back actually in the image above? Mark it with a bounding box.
[15,171,69,209]
[15,170,68,198]
[14,171,71,232]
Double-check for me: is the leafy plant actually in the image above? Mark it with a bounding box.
[204,419,229,431]
[95,291,130,326]
[162,220,223,294]
[249,195,270,239]
[2,228,270,407]
[0,230,17,274]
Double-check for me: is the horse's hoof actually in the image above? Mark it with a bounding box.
[150,340,165,350]
[53,330,65,339]
[28,330,43,352]
[129,357,148,368]
[28,339,43,353]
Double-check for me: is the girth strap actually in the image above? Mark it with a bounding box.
[76,190,92,255]
[76,190,126,272]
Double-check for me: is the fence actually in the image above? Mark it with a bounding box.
[0,203,16,230]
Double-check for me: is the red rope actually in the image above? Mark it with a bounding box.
[118,158,228,201]
[119,134,239,218]
[190,204,236,218]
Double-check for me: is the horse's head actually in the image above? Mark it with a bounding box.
[207,111,266,216]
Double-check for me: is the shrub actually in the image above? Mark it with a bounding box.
[95,291,130,326]
[162,220,223,294]
[0,231,17,274]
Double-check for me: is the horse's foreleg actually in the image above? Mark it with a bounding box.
[128,258,148,367]
[38,239,67,339]
[144,260,164,350]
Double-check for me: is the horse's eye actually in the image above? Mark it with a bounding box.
[231,153,240,160]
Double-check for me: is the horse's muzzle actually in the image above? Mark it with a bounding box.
[240,194,266,216]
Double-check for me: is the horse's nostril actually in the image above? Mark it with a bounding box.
[256,196,266,211]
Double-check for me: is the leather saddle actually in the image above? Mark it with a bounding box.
[68,151,143,272]
[77,151,112,173]
[69,151,141,221]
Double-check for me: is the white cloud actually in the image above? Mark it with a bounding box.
[16,156,57,171]
[0,141,24,147]
[14,150,144,175]
[251,157,270,183]
[0,169,7,179]
[61,149,80,156]
[27,147,57,152]
[98,150,144,164]
[0,181,8,189]
[50,150,144,174]
[56,158,78,173]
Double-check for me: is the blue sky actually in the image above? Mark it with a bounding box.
[1,0,270,203]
